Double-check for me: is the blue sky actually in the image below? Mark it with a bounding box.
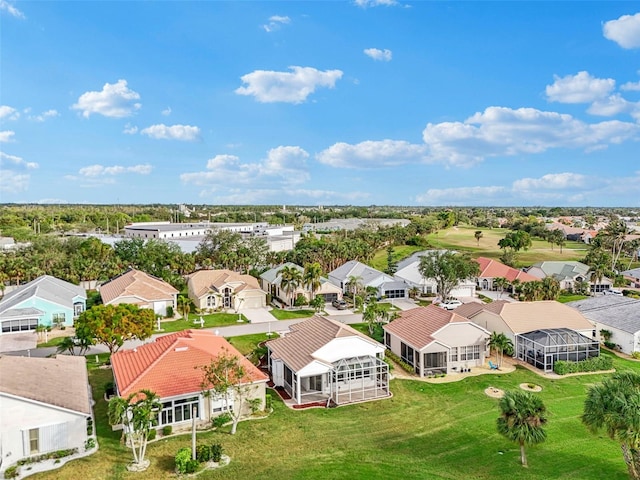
[1,1,639,207]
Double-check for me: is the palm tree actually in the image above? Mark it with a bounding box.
[540,277,560,300]
[303,262,323,300]
[488,332,513,367]
[177,294,191,319]
[582,371,640,479]
[363,302,390,336]
[280,265,303,307]
[108,389,161,470]
[345,275,363,308]
[494,277,508,299]
[474,230,483,246]
[497,390,548,467]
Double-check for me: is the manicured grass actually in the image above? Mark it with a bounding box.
[427,226,586,266]
[268,308,315,320]
[369,245,425,271]
[157,313,247,333]
[32,351,640,480]
[86,352,112,370]
[558,294,589,303]
[227,333,278,356]
[36,335,69,348]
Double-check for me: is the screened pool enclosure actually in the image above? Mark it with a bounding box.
[516,328,600,373]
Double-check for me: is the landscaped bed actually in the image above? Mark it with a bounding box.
[28,352,639,480]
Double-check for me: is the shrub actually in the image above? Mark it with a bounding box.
[553,356,613,375]
[265,393,273,410]
[196,444,212,463]
[162,425,172,436]
[84,438,96,451]
[147,429,156,441]
[175,448,193,474]
[211,443,223,463]
[294,293,307,307]
[212,412,232,428]
[185,459,199,473]
[165,306,174,318]
[4,465,19,479]
[385,349,414,374]
[631,351,640,360]
[604,341,617,350]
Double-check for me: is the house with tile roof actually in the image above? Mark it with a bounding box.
[0,275,86,335]
[456,300,599,372]
[383,305,490,377]
[527,261,613,293]
[187,269,267,311]
[0,355,94,475]
[266,315,390,406]
[99,268,178,317]
[568,296,640,355]
[260,263,343,306]
[111,330,268,430]
[475,257,539,292]
[328,260,408,299]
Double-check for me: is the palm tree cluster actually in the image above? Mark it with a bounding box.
[488,332,513,367]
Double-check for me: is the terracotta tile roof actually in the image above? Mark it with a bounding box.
[0,355,91,415]
[111,330,267,399]
[266,315,380,372]
[187,269,262,298]
[383,305,470,350]
[475,257,539,283]
[100,268,178,305]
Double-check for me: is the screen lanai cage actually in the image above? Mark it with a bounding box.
[516,328,600,373]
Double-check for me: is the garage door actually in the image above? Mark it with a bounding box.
[242,296,265,308]
[321,293,338,303]
[451,286,474,298]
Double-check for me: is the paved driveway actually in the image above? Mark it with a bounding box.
[0,333,37,353]
[240,307,278,324]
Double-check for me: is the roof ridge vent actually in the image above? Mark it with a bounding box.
[175,346,188,352]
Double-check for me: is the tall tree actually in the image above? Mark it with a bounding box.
[474,230,483,246]
[493,277,508,299]
[497,391,548,467]
[279,265,303,307]
[363,302,390,335]
[75,304,155,354]
[540,277,560,300]
[385,246,397,275]
[108,389,161,470]
[303,262,323,300]
[200,348,260,435]
[488,332,513,367]
[582,371,640,479]
[418,251,480,302]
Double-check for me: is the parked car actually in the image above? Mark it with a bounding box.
[332,299,348,310]
[603,289,623,296]
[439,299,462,310]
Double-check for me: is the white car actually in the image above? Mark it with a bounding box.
[439,299,463,310]
[603,289,623,296]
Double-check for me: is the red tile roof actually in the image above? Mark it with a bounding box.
[111,330,267,399]
[475,257,539,283]
[383,305,470,350]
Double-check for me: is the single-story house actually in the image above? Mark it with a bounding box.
[621,267,640,288]
[456,300,599,372]
[567,296,640,355]
[266,315,390,406]
[111,330,268,430]
[527,261,613,293]
[260,263,343,306]
[0,355,94,475]
[475,257,539,292]
[328,260,408,299]
[394,257,476,298]
[99,268,178,317]
[187,269,267,311]
[383,305,490,376]
[0,275,86,335]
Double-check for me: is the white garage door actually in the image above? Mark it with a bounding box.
[242,296,265,308]
[451,286,474,298]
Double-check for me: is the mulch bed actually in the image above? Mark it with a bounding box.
[292,401,326,409]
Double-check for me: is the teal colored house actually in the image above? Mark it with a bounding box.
[0,276,86,334]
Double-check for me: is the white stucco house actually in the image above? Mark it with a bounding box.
[328,260,408,299]
[0,355,94,476]
[260,262,343,306]
[394,252,476,298]
[187,269,267,311]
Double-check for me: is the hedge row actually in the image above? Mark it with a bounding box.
[385,349,415,373]
[553,355,613,375]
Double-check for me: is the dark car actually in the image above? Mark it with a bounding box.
[332,299,348,310]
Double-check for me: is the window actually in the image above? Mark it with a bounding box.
[206,295,216,308]
[52,313,65,328]
[2,318,39,332]
[450,347,458,362]
[29,428,39,454]
[159,397,199,426]
[385,332,391,348]
[400,342,414,365]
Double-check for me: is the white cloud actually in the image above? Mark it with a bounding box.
[77,163,152,177]
[0,152,38,194]
[415,186,507,204]
[0,0,25,18]
[29,109,59,122]
[512,172,587,191]
[235,66,343,104]
[123,124,138,135]
[0,105,19,120]
[354,0,397,7]
[161,107,172,116]
[206,154,240,169]
[71,79,141,118]
[545,71,615,103]
[0,131,15,142]
[140,124,200,141]
[263,15,291,32]
[37,198,69,204]
[603,12,640,49]
[317,139,428,168]
[364,48,393,61]
[621,80,640,91]
[587,94,635,117]
[421,106,640,166]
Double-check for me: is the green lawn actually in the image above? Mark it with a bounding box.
[30,351,640,480]
[36,335,69,348]
[227,333,277,356]
[558,294,589,303]
[158,313,247,333]
[369,245,425,271]
[268,308,315,320]
[427,226,586,267]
